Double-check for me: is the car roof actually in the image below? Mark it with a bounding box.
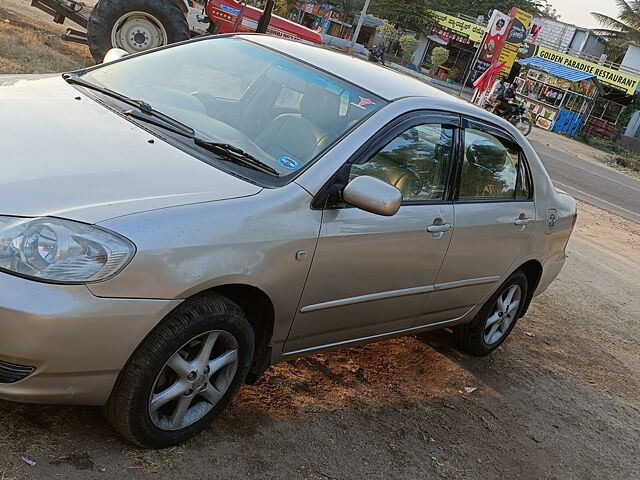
[240,35,468,103]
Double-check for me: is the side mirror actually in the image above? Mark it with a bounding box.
[103,48,129,63]
[342,176,402,216]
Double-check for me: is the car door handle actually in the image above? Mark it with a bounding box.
[427,223,452,233]
[514,217,533,226]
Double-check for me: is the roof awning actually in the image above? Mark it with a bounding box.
[427,34,449,45]
[517,56,595,82]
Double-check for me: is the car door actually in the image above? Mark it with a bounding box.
[283,112,459,354]
[415,118,535,326]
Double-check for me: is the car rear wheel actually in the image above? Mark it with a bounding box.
[87,0,190,63]
[103,294,254,448]
[455,270,528,356]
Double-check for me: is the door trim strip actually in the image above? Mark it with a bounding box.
[299,275,499,313]
[284,314,468,357]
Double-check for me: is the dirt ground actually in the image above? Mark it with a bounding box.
[1,5,640,479]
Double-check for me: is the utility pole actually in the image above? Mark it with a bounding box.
[349,0,371,55]
[256,0,274,33]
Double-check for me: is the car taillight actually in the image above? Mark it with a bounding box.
[571,212,578,230]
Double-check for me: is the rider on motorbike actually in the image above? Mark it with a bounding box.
[368,45,385,65]
[496,83,517,117]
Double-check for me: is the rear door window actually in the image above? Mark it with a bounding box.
[459,128,531,201]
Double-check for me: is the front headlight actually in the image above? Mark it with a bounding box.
[0,216,135,284]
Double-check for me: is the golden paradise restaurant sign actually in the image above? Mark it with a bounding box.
[520,43,640,95]
[427,10,486,44]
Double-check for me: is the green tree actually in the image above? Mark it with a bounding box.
[426,0,556,19]
[592,0,640,49]
[370,0,555,32]
[370,0,430,32]
[430,46,449,67]
[376,22,398,50]
[274,0,298,17]
[399,34,420,63]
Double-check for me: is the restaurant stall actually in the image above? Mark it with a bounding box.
[514,56,600,135]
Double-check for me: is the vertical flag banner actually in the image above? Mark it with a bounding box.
[499,8,533,75]
[474,10,510,73]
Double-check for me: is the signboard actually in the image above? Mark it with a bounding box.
[499,8,533,75]
[474,10,510,73]
[426,25,474,46]
[426,10,486,44]
[519,43,640,95]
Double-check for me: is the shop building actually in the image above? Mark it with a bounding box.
[413,11,486,83]
[511,42,640,137]
[530,18,607,60]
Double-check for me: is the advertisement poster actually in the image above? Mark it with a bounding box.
[474,10,510,73]
[498,8,533,75]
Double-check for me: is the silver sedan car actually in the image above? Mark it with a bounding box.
[0,35,576,447]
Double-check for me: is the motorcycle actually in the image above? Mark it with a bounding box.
[493,100,533,137]
[367,46,385,65]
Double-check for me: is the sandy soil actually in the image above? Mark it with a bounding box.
[1,5,639,479]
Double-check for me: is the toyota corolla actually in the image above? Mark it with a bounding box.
[0,35,576,447]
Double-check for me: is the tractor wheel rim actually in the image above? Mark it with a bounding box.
[111,11,167,54]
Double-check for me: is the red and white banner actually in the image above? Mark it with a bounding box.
[474,10,510,73]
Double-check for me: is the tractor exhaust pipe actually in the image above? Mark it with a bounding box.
[256,0,273,33]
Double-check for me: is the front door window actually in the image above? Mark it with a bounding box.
[349,123,454,202]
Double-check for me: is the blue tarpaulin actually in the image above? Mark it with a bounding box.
[517,56,596,82]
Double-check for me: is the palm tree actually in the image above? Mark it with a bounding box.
[592,1,640,50]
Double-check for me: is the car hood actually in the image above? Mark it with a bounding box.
[0,75,262,224]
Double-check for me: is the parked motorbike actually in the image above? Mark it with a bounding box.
[493,101,533,137]
[367,46,385,65]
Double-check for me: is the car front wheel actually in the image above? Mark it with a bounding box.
[103,294,254,448]
[455,270,528,356]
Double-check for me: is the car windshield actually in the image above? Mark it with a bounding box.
[80,37,387,178]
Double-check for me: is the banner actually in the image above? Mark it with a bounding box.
[518,43,640,94]
[498,8,533,75]
[474,10,510,73]
[426,10,486,43]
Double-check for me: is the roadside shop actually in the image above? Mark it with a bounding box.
[513,44,640,136]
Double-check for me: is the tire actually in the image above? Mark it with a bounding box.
[513,116,533,136]
[103,294,254,448]
[455,270,528,356]
[87,0,189,63]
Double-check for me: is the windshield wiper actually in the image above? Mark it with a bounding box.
[64,74,279,176]
[63,74,195,137]
[194,139,280,176]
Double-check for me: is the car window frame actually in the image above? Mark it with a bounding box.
[312,110,462,210]
[453,117,535,204]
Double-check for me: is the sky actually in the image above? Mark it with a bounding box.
[549,0,620,29]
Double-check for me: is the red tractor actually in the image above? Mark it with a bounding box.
[31,0,323,63]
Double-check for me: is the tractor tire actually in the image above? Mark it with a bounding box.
[87,0,189,63]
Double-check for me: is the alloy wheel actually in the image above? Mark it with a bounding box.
[148,330,239,431]
[483,284,522,345]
